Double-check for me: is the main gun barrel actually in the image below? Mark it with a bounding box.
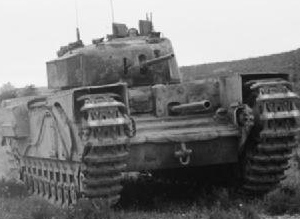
[170,100,211,113]
[142,53,174,67]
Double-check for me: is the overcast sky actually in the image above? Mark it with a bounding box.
[0,0,300,87]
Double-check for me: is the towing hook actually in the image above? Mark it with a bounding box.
[174,143,192,166]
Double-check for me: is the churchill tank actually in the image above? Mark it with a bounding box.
[0,19,299,208]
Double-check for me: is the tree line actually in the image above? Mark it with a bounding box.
[0,83,37,103]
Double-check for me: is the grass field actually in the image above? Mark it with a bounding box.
[1,146,300,219]
[1,178,300,219]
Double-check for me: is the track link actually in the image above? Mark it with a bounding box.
[79,93,131,207]
[21,157,80,207]
[243,78,300,192]
[81,145,127,205]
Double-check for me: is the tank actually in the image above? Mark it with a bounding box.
[0,19,299,208]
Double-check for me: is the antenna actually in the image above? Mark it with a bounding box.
[76,28,81,42]
[75,0,81,41]
[109,0,115,23]
[150,12,153,31]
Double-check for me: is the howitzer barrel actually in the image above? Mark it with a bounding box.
[142,53,174,67]
[171,100,211,113]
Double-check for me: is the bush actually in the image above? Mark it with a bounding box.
[18,84,37,97]
[0,89,17,102]
[0,82,16,102]
[0,178,28,198]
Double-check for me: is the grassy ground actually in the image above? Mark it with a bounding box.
[1,150,300,219]
[0,194,258,219]
[2,178,300,219]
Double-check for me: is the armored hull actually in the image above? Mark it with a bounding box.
[0,19,299,209]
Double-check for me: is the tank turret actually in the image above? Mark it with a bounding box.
[46,20,181,89]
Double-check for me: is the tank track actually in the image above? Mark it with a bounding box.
[22,157,80,207]
[78,93,130,207]
[243,78,300,192]
[81,144,128,206]
[20,92,131,208]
